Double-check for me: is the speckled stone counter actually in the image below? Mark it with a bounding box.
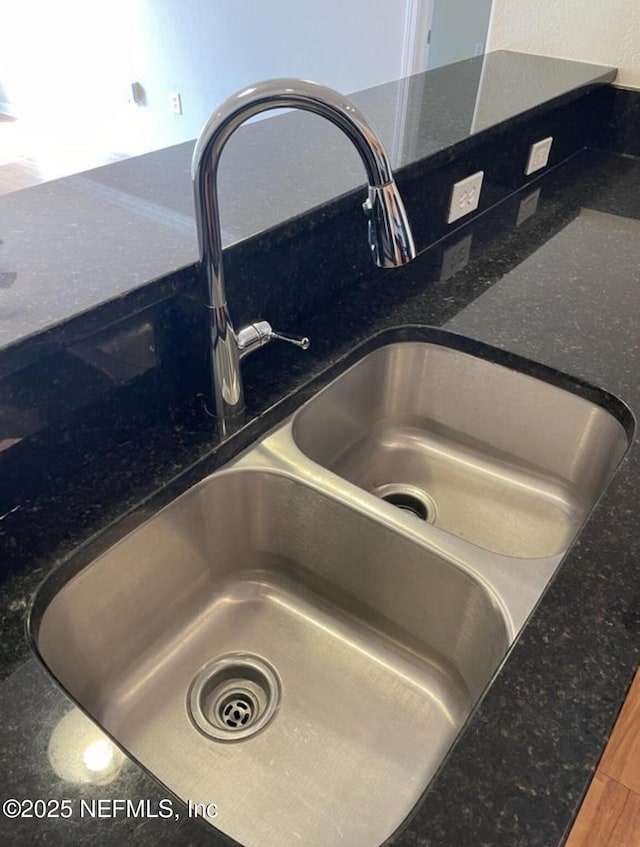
[0,51,615,372]
[1,146,640,846]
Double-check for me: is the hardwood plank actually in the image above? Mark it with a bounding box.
[566,770,640,847]
[599,671,640,794]
[566,770,607,846]
[0,161,45,195]
[0,118,131,196]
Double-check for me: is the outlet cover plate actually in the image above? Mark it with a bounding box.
[169,91,183,115]
[448,171,484,224]
[526,137,553,175]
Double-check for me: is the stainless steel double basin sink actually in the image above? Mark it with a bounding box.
[30,330,632,847]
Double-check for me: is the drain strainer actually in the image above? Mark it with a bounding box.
[187,653,280,742]
[371,483,437,523]
[220,693,254,728]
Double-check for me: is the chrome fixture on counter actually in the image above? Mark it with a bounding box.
[192,78,416,428]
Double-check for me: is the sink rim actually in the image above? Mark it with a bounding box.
[288,326,635,445]
[25,324,637,847]
[30,462,514,847]
[27,324,637,614]
[289,337,632,560]
[28,324,635,719]
[29,460,515,665]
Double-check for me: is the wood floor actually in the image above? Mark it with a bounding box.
[0,115,127,196]
[566,672,640,846]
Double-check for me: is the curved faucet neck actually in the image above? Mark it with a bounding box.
[191,78,415,429]
[192,77,394,191]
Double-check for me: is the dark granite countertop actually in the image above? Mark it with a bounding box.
[1,145,639,846]
[0,51,615,372]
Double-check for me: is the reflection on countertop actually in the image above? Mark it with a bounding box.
[0,52,615,361]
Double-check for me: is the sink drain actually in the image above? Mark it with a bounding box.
[187,654,281,742]
[371,483,437,523]
[219,693,255,728]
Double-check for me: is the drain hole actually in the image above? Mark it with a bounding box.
[220,694,254,728]
[370,483,437,524]
[380,491,428,521]
[188,653,281,742]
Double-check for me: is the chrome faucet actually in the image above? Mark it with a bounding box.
[192,78,416,429]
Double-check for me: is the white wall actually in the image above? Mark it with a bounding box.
[428,0,492,69]
[487,0,640,90]
[0,0,141,164]
[0,0,434,156]
[127,0,427,150]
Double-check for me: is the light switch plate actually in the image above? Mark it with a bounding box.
[448,171,484,224]
[525,137,553,175]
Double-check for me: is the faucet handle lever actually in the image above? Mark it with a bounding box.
[237,320,310,358]
[269,329,310,350]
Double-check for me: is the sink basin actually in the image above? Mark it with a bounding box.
[34,468,509,847]
[30,330,632,847]
[292,341,629,558]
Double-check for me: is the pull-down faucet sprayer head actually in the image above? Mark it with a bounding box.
[363,182,416,268]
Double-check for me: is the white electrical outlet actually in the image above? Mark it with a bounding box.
[448,171,484,224]
[169,91,183,115]
[525,137,553,175]
[128,82,144,106]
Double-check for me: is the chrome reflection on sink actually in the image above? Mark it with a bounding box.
[292,341,629,558]
[34,468,510,847]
